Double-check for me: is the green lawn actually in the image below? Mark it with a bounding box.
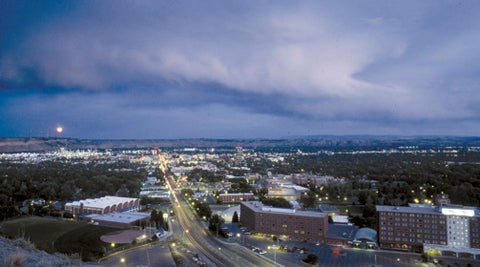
[0,216,121,261]
[54,222,121,260]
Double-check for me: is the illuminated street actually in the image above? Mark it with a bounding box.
[166,171,276,267]
[102,243,175,267]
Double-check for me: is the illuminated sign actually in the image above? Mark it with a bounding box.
[441,208,475,217]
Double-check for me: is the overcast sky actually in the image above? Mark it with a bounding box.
[1,1,480,139]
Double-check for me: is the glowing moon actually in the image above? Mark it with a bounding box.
[56,126,63,133]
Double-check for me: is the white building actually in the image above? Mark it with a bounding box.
[65,196,140,215]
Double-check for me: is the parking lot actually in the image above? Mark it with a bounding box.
[222,223,426,267]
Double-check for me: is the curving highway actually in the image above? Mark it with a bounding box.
[165,173,276,267]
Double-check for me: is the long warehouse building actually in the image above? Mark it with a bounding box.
[65,196,140,215]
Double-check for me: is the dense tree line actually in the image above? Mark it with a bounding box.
[0,160,146,219]
[260,197,292,208]
[182,189,213,220]
[227,178,252,193]
[249,152,480,207]
[187,169,223,183]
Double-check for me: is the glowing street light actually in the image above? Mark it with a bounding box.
[183,229,189,241]
[236,233,244,245]
[110,242,115,248]
[268,245,279,264]
[56,126,63,134]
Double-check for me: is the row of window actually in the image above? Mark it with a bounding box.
[379,236,446,245]
[382,212,440,218]
[386,217,444,224]
[380,231,445,239]
[380,226,445,232]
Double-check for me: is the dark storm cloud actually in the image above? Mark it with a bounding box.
[1,0,480,138]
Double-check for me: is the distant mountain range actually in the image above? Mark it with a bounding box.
[1,136,480,153]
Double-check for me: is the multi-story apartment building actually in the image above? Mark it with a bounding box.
[377,203,480,259]
[240,201,328,242]
[377,204,447,252]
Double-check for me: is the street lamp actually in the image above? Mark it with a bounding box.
[183,229,189,242]
[163,212,168,229]
[268,245,278,265]
[120,257,125,267]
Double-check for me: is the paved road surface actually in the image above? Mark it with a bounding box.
[101,243,175,267]
[166,173,276,267]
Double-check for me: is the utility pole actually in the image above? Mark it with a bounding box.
[273,246,277,265]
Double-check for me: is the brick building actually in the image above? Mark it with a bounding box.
[219,192,254,203]
[377,203,480,259]
[240,201,328,242]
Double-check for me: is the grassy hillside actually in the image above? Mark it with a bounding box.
[0,216,120,260]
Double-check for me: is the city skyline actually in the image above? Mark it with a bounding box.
[1,1,480,139]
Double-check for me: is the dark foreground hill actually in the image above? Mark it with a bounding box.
[0,236,78,267]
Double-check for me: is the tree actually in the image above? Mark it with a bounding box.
[157,210,164,229]
[357,191,369,205]
[260,197,292,208]
[299,192,316,208]
[150,209,158,223]
[302,254,318,265]
[150,209,164,228]
[193,200,212,220]
[208,214,225,234]
[232,211,239,223]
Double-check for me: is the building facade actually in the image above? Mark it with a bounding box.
[240,201,328,242]
[219,192,254,203]
[84,211,150,228]
[377,204,480,259]
[65,196,140,215]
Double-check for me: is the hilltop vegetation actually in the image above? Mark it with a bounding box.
[281,152,480,206]
[0,217,119,261]
[0,160,145,220]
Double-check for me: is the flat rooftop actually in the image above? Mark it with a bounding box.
[376,204,480,217]
[86,212,150,224]
[326,224,358,240]
[242,201,327,218]
[376,205,439,215]
[65,196,138,209]
[219,192,253,196]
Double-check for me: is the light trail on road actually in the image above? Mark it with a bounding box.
[162,154,276,267]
